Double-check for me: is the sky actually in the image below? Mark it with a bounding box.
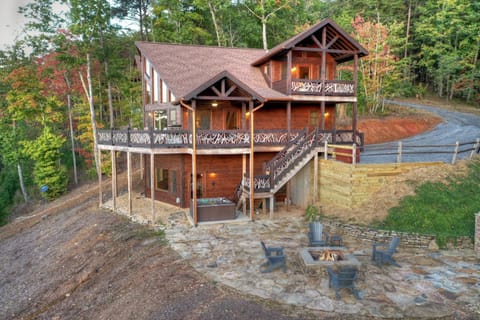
[0,0,30,50]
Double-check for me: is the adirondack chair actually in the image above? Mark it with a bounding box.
[308,221,329,246]
[260,241,286,273]
[371,236,401,267]
[327,267,361,299]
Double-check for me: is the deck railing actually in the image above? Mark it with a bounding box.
[98,128,362,149]
[272,79,356,96]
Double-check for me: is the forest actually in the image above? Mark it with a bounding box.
[0,0,479,224]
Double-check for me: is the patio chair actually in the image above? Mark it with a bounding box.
[371,236,401,267]
[327,267,361,300]
[260,241,286,273]
[308,221,329,246]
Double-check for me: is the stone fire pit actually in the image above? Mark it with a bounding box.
[299,247,361,268]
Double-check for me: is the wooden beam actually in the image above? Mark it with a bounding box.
[326,36,339,49]
[287,101,291,134]
[210,85,222,97]
[242,154,247,216]
[353,53,359,136]
[111,150,117,211]
[192,100,198,225]
[313,153,318,203]
[311,35,323,48]
[287,51,292,95]
[195,95,252,102]
[221,79,225,95]
[98,148,102,207]
[225,84,237,97]
[127,151,132,215]
[150,152,155,222]
[249,100,255,221]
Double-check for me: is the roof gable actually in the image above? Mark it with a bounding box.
[135,42,287,102]
[252,18,368,66]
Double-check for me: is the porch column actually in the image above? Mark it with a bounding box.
[269,196,274,218]
[192,100,198,225]
[352,53,359,138]
[140,154,144,180]
[321,101,326,130]
[127,151,132,215]
[249,100,255,221]
[242,154,247,216]
[287,51,292,95]
[98,148,102,207]
[241,102,246,129]
[150,153,155,223]
[287,102,291,135]
[313,153,319,203]
[286,181,291,211]
[111,150,117,211]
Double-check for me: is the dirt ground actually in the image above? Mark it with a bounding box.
[0,103,472,320]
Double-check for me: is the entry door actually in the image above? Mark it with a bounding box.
[224,109,239,130]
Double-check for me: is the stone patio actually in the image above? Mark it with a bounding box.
[104,193,480,319]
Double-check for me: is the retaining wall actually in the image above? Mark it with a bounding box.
[318,159,446,208]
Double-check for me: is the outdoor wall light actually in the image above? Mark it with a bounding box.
[211,101,218,107]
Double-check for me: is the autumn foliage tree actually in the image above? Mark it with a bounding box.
[351,15,397,113]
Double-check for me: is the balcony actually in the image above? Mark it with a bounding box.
[97,128,363,151]
[272,79,355,97]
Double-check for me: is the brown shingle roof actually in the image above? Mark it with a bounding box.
[135,42,288,102]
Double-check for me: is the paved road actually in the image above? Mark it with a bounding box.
[361,100,480,163]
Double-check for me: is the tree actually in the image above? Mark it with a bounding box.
[22,127,68,200]
[352,15,397,113]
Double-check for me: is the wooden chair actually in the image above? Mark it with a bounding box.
[260,241,286,273]
[308,221,329,246]
[371,236,401,267]
[327,267,361,299]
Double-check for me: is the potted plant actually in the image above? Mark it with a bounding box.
[305,205,326,246]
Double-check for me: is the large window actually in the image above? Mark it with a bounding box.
[196,110,211,129]
[225,110,238,130]
[154,110,167,130]
[156,168,169,191]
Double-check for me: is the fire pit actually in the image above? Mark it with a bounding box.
[299,247,361,268]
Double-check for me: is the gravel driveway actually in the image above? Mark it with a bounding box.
[361,100,480,163]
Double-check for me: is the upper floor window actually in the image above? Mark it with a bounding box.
[196,110,211,129]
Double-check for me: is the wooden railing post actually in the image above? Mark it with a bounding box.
[127,127,131,147]
[470,138,480,158]
[324,140,328,160]
[397,141,403,164]
[352,144,357,165]
[451,141,460,164]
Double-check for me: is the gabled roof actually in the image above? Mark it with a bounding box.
[135,42,287,102]
[183,70,265,102]
[252,18,368,66]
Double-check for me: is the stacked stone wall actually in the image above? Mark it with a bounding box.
[322,219,474,249]
[475,212,480,254]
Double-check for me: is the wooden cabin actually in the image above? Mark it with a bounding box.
[97,18,368,224]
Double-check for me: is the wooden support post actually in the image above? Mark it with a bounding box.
[111,150,117,211]
[269,196,274,219]
[249,101,255,221]
[352,144,357,165]
[140,153,144,180]
[150,153,155,223]
[98,148,102,207]
[470,138,480,158]
[127,151,132,215]
[324,141,328,160]
[287,102,291,135]
[352,53,359,137]
[452,141,460,164]
[262,198,267,215]
[242,154,247,216]
[286,181,291,212]
[192,101,198,225]
[397,141,403,164]
[321,101,325,130]
[313,153,318,203]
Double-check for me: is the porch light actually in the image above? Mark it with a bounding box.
[291,66,297,72]
[325,112,330,116]
[211,101,218,107]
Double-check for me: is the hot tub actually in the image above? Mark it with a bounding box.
[191,197,236,222]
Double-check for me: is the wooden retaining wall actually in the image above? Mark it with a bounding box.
[318,159,446,208]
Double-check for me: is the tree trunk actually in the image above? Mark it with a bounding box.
[208,1,223,47]
[17,164,28,203]
[67,94,78,185]
[80,53,101,176]
[262,18,268,50]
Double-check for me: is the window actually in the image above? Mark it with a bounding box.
[196,110,211,129]
[309,111,318,126]
[154,110,167,130]
[225,110,238,130]
[156,168,169,191]
[299,66,310,79]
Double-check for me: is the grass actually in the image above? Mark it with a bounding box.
[379,158,480,246]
